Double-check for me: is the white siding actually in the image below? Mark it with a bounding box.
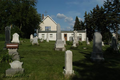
[40,16,57,31]
[38,32,86,41]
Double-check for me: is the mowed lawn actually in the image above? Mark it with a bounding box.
[0,35,120,80]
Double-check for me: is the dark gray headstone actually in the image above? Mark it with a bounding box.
[5,26,11,44]
[4,26,11,49]
[91,32,104,61]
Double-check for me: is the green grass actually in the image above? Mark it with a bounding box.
[0,34,120,80]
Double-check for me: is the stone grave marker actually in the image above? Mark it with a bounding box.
[30,34,33,42]
[55,24,65,51]
[4,26,11,49]
[32,36,39,45]
[6,61,24,76]
[46,33,49,42]
[63,50,74,76]
[91,32,104,61]
[11,33,20,43]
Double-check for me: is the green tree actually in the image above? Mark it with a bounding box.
[0,0,41,38]
[73,16,81,30]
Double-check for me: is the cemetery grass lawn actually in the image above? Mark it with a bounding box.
[0,34,120,80]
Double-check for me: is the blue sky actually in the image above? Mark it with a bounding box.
[36,0,106,31]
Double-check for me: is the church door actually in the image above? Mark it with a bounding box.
[64,34,67,41]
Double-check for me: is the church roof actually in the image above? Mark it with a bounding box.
[42,15,57,25]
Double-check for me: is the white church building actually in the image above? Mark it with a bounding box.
[38,15,86,41]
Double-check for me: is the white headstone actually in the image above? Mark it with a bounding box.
[102,41,104,46]
[91,32,104,61]
[55,24,65,51]
[30,34,33,42]
[72,31,78,46]
[63,38,66,45]
[63,50,74,76]
[72,31,78,47]
[11,33,20,43]
[87,37,90,45]
[32,36,39,45]
[9,61,23,69]
[46,33,49,42]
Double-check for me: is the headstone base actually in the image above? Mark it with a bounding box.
[63,69,74,76]
[6,68,24,76]
[90,52,104,61]
[55,47,66,51]
[8,49,18,55]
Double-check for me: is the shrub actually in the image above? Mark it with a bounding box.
[0,53,12,63]
[66,41,73,45]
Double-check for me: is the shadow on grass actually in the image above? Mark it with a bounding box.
[72,47,120,80]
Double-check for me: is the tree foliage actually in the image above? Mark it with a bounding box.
[84,0,120,43]
[73,16,85,30]
[0,0,41,38]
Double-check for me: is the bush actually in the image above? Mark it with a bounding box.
[66,41,73,45]
[0,53,12,63]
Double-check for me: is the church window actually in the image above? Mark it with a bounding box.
[42,34,44,39]
[45,26,51,31]
[50,34,53,38]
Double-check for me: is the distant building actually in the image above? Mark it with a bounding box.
[38,15,86,41]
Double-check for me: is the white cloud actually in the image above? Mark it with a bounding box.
[57,13,74,23]
[65,17,73,23]
[57,13,66,19]
[78,17,82,21]
[66,27,73,31]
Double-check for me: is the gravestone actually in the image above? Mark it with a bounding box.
[63,50,74,76]
[87,37,90,45]
[111,33,118,50]
[55,24,65,51]
[63,38,66,45]
[32,36,39,45]
[91,32,104,61]
[30,34,33,42]
[73,31,78,46]
[72,31,78,47]
[4,26,11,49]
[6,61,24,76]
[46,33,49,42]
[102,41,104,46]
[69,36,73,42]
[11,33,20,43]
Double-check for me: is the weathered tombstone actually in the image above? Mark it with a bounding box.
[63,50,74,76]
[111,33,118,50]
[69,36,73,42]
[30,34,33,42]
[4,26,11,49]
[91,32,104,61]
[87,37,90,45]
[102,41,104,46]
[63,38,66,45]
[11,33,20,43]
[46,33,49,42]
[6,61,24,76]
[72,31,78,46]
[55,24,65,51]
[32,36,39,45]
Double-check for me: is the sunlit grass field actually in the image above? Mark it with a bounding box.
[0,34,120,80]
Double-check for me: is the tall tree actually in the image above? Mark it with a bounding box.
[0,0,41,38]
[73,16,81,30]
[104,0,120,43]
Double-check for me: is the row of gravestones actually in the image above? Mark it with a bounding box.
[64,31,120,77]
[4,26,24,76]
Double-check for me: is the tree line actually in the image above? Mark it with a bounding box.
[74,0,120,43]
[0,0,41,38]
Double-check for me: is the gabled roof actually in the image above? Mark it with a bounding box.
[41,15,57,25]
